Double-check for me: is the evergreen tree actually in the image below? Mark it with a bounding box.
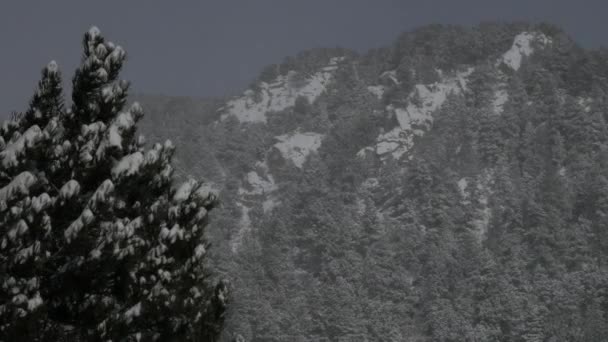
[0,27,227,341]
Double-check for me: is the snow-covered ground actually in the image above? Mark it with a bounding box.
[500,32,552,71]
[274,131,324,168]
[222,57,343,123]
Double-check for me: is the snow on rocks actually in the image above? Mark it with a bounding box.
[222,57,343,123]
[362,68,473,160]
[500,32,552,71]
[274,131,324,168]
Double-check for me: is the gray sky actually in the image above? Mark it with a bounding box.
[1,0,607,117]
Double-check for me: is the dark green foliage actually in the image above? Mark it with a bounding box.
[0,28,227,341]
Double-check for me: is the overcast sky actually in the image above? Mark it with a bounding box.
[1,0,607,116]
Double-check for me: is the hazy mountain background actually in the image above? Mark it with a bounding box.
[130,23,608,341]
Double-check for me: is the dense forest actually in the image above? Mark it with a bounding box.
[5,21,608,341]
[138,22,608,341]
[0,28,226,341]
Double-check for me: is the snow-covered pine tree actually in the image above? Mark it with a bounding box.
[0,27,227,341]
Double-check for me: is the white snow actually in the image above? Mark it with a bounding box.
[492,89,509,115]
[124,302,142,324]
[361,178,379,189]
[457,178,469,198]
[88,179,114,210]
[88,26,101,39]
[461,170,494,242]
[31,193,51,213]
[274,131,323,168]
[578,97,592,112]
[194,244,206,259]
[173,179,197,202]
[500,32,552,71]
[238,170,277,196]
[27,293,43,311]
[0,172,37,203]
[356,146,374,158]
[262,198,280,213]
[231,203,252,253]
[81,121,106,136]
[112,152,144,179]
[47,61,58,74]
[367,85,386,99]
[222,57,342,123]
[370,68,473,159]
[1,125,43,168]
[238,161,280,213]
[192,183,218,205]
[108,112,135,149]
[380,70,400,85]
[59,180,80,201]
[65,210,94,243]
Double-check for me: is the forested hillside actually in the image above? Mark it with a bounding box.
[138,23,608,341]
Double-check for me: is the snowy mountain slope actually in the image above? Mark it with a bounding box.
[221,57,343,123]
[134,23,608,341]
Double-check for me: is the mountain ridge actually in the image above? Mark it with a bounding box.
[136,22,608,341]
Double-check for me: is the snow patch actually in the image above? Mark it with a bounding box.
[231,203,252,253]
[459,171,494,242]
[380,70,400,85]
[223,57,342,123]
[367,85,386,99]
[367,68,473,159]
[500,32,552,71]
[457,178,469,198]
[262,198,280,213]
[492,89,509,115]
[274,131,323,168]
[238,170,277,196]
